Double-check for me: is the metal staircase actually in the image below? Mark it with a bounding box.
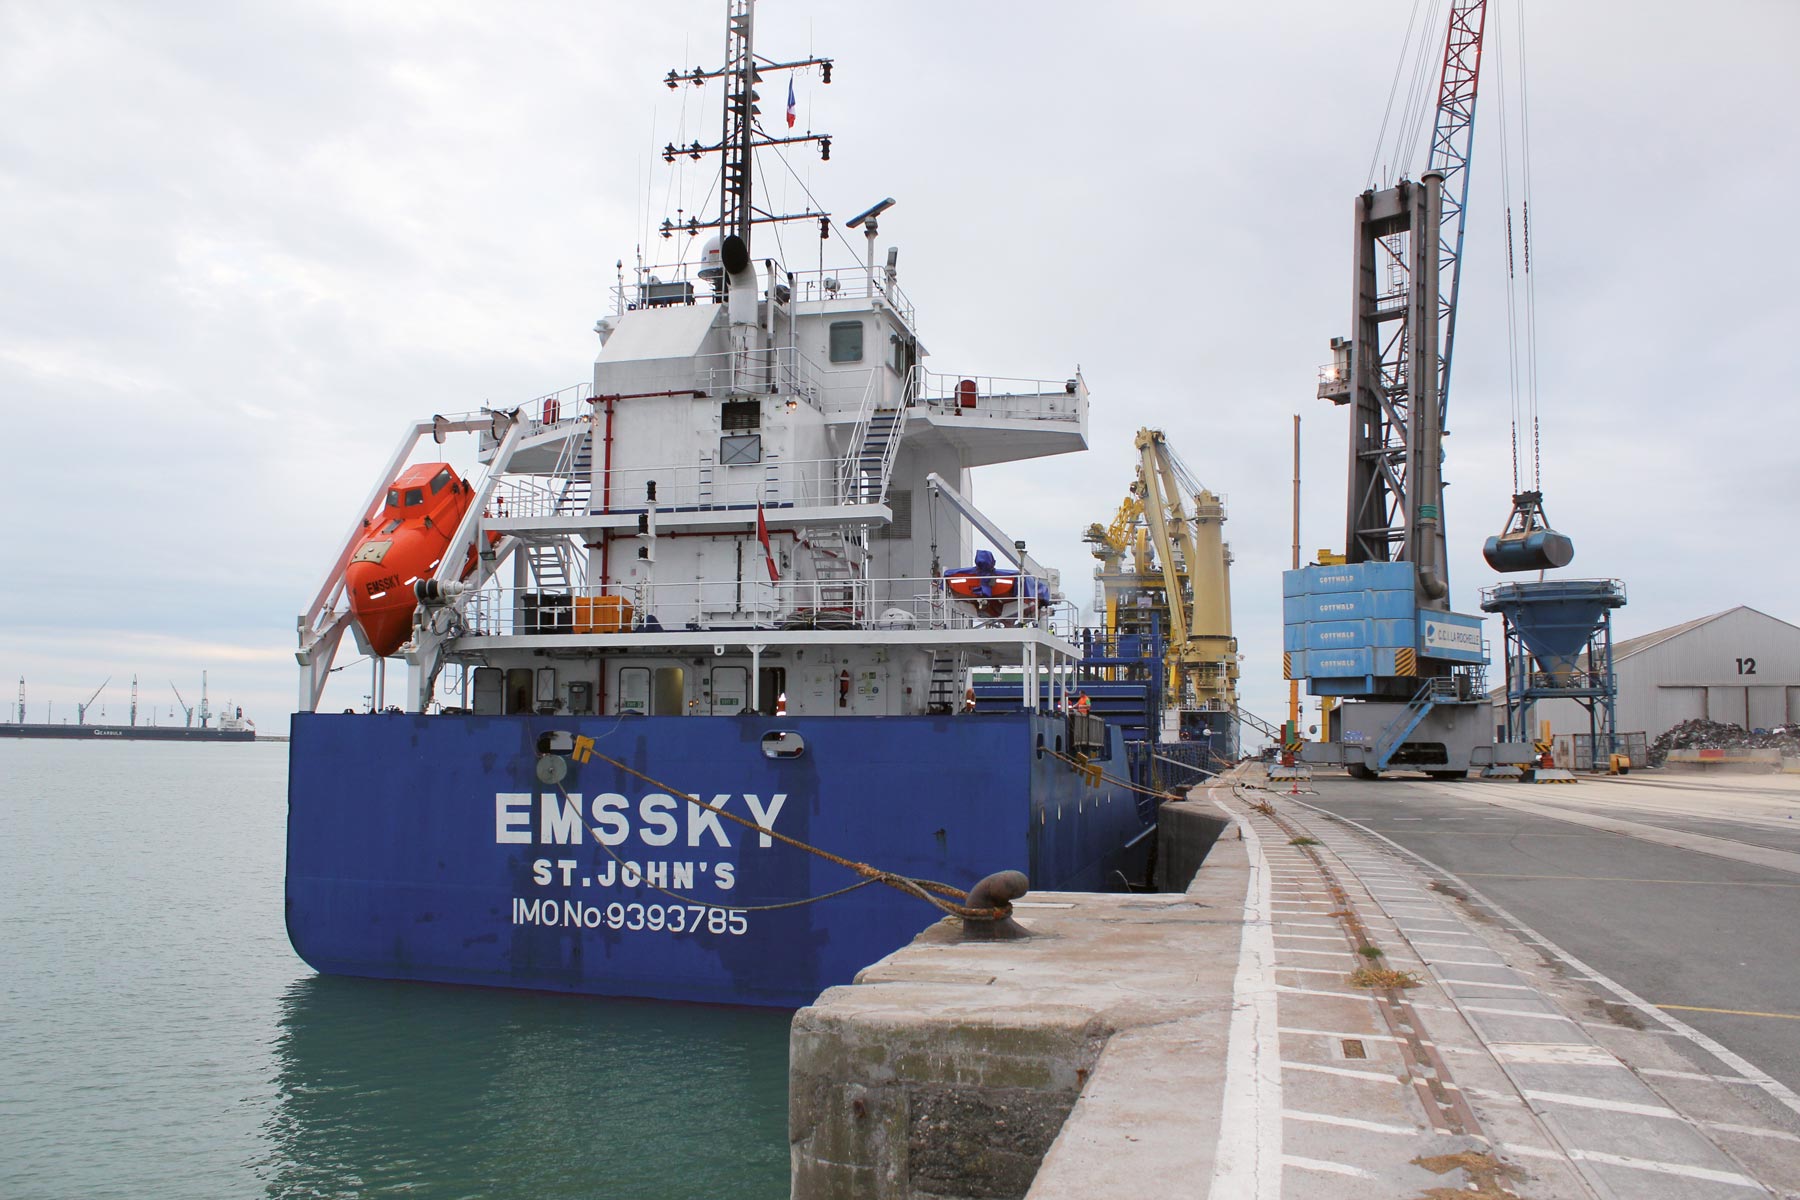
[836,366,908,508]
[927,652,961,714]
[849,408,904,504]
[527,428,593,592]
[799,527,863,622]
[1372,677,1461,771]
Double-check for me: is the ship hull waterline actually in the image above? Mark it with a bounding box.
[285,711,1153,1009]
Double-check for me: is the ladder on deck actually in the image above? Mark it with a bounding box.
[800,527,863,621]
[526,429,593,592]
[927,652,961,715]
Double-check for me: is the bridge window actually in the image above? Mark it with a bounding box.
[430,468,452,494]
[829,321,863,363]
[404,488,424,506]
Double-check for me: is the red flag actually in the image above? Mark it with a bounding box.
[757,502,780,581]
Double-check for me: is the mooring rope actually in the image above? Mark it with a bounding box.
[558,751,1011,921]
[1042,746,1183,803]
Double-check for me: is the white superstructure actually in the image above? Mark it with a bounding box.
[295,3,1097,722]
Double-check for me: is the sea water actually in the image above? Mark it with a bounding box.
[0,740,790,1199]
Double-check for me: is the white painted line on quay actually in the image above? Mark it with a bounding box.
[1459,1005,1574,1023]
[1704,1121,1800,1146]
[1522,1089,1686,1119]
[1281,1060,1406,1085]
[1276,966,1357,977]
[1566,1148,1763,1189]
[1209,796,1282,1200]
[1273,933,1347,943]
[1276,984,1379,1002]
[1489,1042,1621,1067]
[1438,978,1537,992]
[1282,1155,1376,1180]
[1639,1067,1759,1086]
[1277,1027,1404,1045]
[1279,947,1358,959]
[1282,1108,1421,1136]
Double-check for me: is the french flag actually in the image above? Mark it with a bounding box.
[786,77,796,128]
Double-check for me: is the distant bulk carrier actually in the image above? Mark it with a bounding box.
[2,673,255,742]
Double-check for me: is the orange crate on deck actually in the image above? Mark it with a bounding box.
[574,595,633,634]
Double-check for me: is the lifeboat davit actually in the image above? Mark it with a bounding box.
[346,463,477,657]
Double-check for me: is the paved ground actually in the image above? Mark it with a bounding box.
[1290,769,1800,1097]
[797,768,1800,1198]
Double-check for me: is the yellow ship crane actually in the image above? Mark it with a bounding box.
[1135,429,1239,744]
[1085,430,1239,753]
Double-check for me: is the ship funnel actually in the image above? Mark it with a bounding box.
[722,234,759,326]
[1481,579,1624,685]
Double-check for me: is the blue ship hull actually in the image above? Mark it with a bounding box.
[286,711,1153,1008]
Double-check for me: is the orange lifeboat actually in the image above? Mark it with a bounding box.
[346,463,477,657]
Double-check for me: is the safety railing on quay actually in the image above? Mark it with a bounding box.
[452,573,1059,640]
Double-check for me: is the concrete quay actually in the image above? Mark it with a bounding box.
[790,768,1800,1199]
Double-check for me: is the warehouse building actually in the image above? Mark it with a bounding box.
[1495,606,1800,741]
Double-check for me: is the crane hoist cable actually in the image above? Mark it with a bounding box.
[1493,0,1543,494]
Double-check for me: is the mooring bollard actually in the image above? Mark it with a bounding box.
[960,869,1031,940]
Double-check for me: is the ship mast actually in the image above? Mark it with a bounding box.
[659,0,833,247]
[721,0,756,248]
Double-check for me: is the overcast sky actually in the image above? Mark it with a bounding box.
[4,0,1796,731]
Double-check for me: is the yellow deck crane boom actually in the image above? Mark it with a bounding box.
[1134,430,1239,742]
[1084,430,1239,755]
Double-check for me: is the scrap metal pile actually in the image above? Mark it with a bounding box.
[1648,718,1800,768]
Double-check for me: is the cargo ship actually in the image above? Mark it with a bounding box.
[3,674,255,742]
[286,1,1194,1009]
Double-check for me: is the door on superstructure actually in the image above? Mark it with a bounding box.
[617,667,650,716]
[472,667,503,716]
[710,667,748,715]
[505,668,534,715]
[652,667,686,716]
[757,667,786,715]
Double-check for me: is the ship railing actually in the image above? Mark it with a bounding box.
[454,573,1062,638]
[786,266,915,328]
[608,260,917,330]
[691,343,821,403]
[912,368,1087,422]
[523,382,594,431]
[485,457,845,518]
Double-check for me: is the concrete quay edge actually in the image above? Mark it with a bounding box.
[789,767,1800,1199]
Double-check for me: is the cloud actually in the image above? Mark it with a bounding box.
[3,0,1797,733]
